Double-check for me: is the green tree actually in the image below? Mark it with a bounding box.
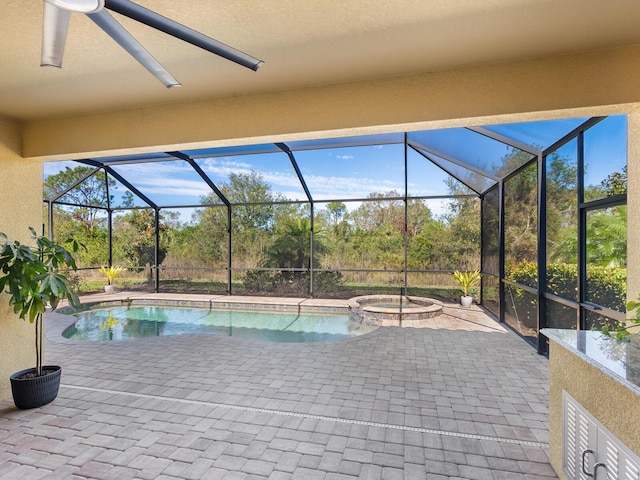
[586,207,627,268]
[45,166,112,231]
[545,150,578,264]
[185,171,289,269]
[432,177,481,271]
[408,219,447,269]
[48,217,108,267]
[265,216,327,279]
[113,209,169,274]
[351,192,404,232]
[318,202,352,243]
[44,166,114,266]
[326,201,347,225]
[503,162,537,267]
[349,192,405,272]
[600,165,627,196]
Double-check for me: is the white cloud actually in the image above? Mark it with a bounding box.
[45,153,411,208]
[198,157,305,194]
[197,158,254,178]
[303,173,401,198]
[109,162,212,201]
[198,156,405,200]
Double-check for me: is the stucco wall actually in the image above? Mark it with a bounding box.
[548,341,640,480]
[0,116,44,400]
[21,45,640,161]
[627,111,640,303]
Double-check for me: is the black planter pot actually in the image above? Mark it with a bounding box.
[10,366,62,409]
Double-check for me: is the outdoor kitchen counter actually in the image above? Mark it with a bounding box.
[542,328,640,480]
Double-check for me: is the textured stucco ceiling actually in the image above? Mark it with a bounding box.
[2,0,640,121]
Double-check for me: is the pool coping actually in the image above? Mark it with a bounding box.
[60,292,351,314]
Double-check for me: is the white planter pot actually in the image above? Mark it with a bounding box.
[460,295,473,307]
[104,284,115,294]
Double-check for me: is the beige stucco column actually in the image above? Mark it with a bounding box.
[627,109,640,304]
[0,116,44,400]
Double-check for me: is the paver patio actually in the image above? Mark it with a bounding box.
[0,294,557,479]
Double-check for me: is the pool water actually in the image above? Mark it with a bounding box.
[62,306,377,343]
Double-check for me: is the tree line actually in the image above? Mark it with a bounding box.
[44,146,625,301]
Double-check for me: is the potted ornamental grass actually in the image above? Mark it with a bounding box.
[100,265,125,294]
[0,228,80,409]
[453,270,481,307]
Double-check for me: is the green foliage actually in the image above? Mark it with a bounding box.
[325,202,347,225]
[600,165,627,197]
[0,228,80,321]
[504,162,538,265]
[550,208,627,270]
[45,164,487,295]
[49,213,108,267]
[312,270,344,295]
[243,269,344,297]
[408,220,446,267]
[508,261,626,312]
[506,260,626,331]
[586,207,627,268]
[602,298,640,340]
[442,197,480,270]
[266,217,315,273]
[113,209,169,271]
[170,220,227,267]
[243,270,280,293]
[0,228,80,375]
[44,167,113,231]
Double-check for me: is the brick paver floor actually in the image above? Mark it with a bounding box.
[0,294,557,479]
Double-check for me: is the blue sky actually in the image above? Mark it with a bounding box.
[44,116,627,223]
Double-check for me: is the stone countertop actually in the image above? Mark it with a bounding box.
[541,328,640,396]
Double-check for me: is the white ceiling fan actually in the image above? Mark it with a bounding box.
[41,0,264,88]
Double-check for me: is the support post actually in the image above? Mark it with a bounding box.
[537,153,548,354]
[403,134,409,296]
[107,209,113,267]
[499,180,506,323]
[47,201,53,241]
[577,132,586,330]
[154,208,160,293]
[309,203,314,297]
[227,205,232,295]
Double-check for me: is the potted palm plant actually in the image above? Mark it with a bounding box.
[0,228,80,409]
[453,270,481,307]
[100,265,125,293]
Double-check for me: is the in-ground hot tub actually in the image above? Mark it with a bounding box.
[348,295,443,327]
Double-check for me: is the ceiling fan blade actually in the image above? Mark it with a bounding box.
[87,9,181,88]
[45,0,105,14]
[41,1,72,67]
[104,0,264,71]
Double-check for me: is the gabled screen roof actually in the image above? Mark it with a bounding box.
[44,117,610,209]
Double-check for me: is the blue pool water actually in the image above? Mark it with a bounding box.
[62,305,377,343]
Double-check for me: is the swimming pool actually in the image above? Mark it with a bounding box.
[62,305,377,343]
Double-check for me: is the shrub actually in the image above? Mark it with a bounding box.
[243,269,344,296]
[505,261,626,330]
[243,270,279,293]
[312,270,344,295]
